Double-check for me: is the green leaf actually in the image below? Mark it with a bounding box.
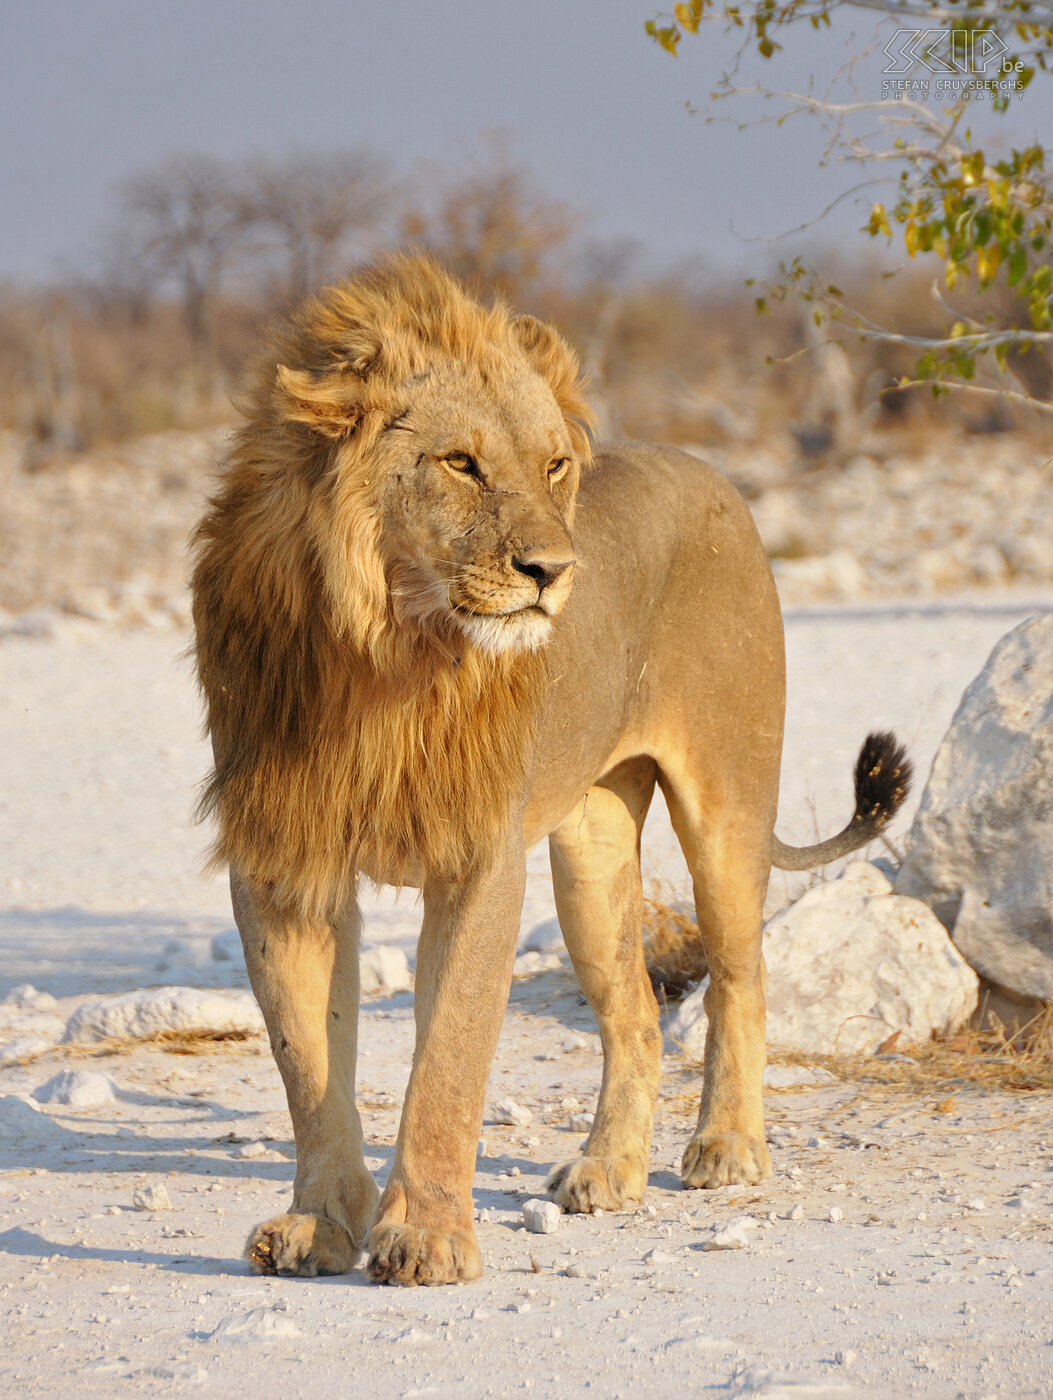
[1008,246,1028,287]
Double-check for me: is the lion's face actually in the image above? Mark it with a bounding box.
[368,361,580,656]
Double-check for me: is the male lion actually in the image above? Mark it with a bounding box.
[192,255,909,1286]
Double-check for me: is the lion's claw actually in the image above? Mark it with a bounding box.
[546,1154,647,1214]
[366,1223,482,1287]
[246,1212,359,1277]
[681,1132,772,1190]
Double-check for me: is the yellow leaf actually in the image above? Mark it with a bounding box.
[867,203,891,239]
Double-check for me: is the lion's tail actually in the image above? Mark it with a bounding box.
[772,730,913,872]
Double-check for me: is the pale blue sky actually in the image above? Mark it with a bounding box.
[1,0,1049,284]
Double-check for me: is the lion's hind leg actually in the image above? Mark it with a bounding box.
[232,874,379,1277]
[660,771,775,1191]
[545,758,662,1215]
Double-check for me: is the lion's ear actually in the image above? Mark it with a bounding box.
[511,316,597,463]
[275,363,367,439]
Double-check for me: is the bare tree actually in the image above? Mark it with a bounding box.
[237,151,392,301]
[116,153,245,356]
[403,145,577,302]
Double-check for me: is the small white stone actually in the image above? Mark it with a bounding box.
[703,1216,757,1251]
[235,1141,268,1159]
[828,1206,845,1223]
[208,1304,299,1338]
[491,1097,532,1127]
[3,984,59,1012]
[788,1204,805,1221]
[834,1349,857,1367]
[643,1248,678,1266]
[359,946,412,996]
[132,1183,173,1212]
[562,1034,587,1052]
[568,1112,595,1133]
[522,1199,561,1234]
[966,1198,987,1211]
[32,1069,116,1110]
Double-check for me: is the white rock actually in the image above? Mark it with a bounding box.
[562,1034,587,1052]
[896,615,1053,1000]
[359,945,412,996]
[522,1199,561,1234]
[491,1097,532,1128]
[235,1141,268,1159]
[703,1216,758,1251]
[133,1182,173,1212]
[3,984,58,1011]
[643,1248,679,1266]
[828,1206,845,1222]
[0,1034,59,1067]
[513,950,562,977]
[771,548,868,601]
[763,1064,837,1089]
[568,1111,595,1133]
[63,987,264,1043]
[668,863,977,1057]
[208,1308,299,1343]
[32,1069,116,1110]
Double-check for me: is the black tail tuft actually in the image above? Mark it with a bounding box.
[852,730,913,830]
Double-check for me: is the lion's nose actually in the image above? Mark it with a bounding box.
[512,551,575,591]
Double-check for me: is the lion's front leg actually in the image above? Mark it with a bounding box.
[231,873,379,1277]
[366,848,525,1286]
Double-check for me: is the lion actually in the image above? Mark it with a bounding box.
[191,254,910,1286]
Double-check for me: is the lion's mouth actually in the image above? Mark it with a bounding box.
[449,602,553,656]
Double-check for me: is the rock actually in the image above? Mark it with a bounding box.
[667,863,977,1057]
[235,1141,268,1159]
[763,1064,837,1089]
[643,1248,679,1266]
[702,1216,757,1251]
[562,1034,587,1052]
[828,1206,845,1222]
[32,1069,117,1110]
[359,945,412,996]
[522,1199,561,1234]
[568,1111,595,1133]
[207,1308,299,1343]
[896,615,1053,1000]
[491,1097,532,1128]
[63,987,265,1044]
[513,950,562,977]
[0,1035,56,1067]
[771,548,868,601]
[3,984,58,1011]
[132,1182,173,1212]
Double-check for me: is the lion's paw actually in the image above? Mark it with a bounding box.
[246,1212,359,1277]
[681,1132,772,1190]
[366,1223,482,1287]
[546,1154,647,1214]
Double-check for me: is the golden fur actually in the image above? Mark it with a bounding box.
[192,255,593,916]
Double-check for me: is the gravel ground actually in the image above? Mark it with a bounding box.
[2,591,1052,1399]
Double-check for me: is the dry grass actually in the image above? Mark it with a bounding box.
[778,1005,1053,1096]
[643,892,706,1002]
[644,892,1053,1097]
[62,1028,264,1059]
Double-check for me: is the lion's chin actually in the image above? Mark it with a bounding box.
[451,607,553,657]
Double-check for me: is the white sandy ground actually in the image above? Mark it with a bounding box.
[2,588,1053,1399]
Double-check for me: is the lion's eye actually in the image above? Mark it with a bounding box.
[548,458,569,482]
[442,451,480,477]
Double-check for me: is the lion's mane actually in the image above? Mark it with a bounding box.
[192,256,592,918]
